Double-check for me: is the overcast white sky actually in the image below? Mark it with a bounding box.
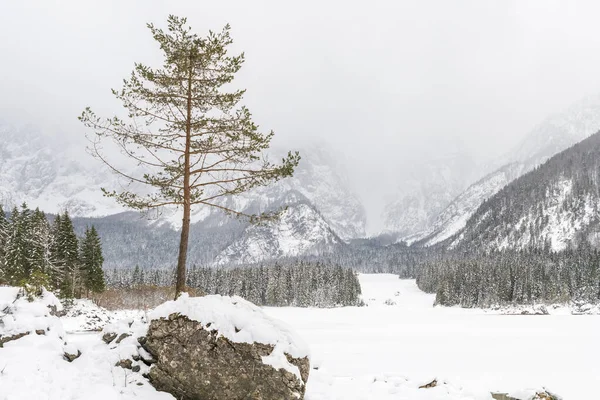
[3,0,600,229]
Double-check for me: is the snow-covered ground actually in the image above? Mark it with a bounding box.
[266,274,600,400]
[2,275,599,399]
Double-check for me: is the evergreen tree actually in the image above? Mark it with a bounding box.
[0,206,105,297]
[29,208,53,277]
[49,214,62,289]
[0,205,8,282]
[132,264,141,287]
[4,205,30,284]
[80,225,105,294]
[52,212,80,298]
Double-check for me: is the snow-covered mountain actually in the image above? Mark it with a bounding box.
[413,163,525,246]
[0,124,123,216]
[416,94,600,246]
[0,122,365,265]
[449,131,600,251]
[382,150,480,239]
[0,123,365,241]
[214,192,341,265]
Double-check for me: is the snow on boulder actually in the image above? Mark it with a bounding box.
[142,294,311,400]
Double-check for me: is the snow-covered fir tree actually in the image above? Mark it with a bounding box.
[80,226,105,295]
[4,205,30,284]
[0,205,9,282]
[0,204,106,297]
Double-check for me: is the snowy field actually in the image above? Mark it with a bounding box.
[267,274,600,400]
[2,275,599,400]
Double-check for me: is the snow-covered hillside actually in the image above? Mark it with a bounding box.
[413,163,526,246]
[449,131,600,251]
[417,94,600,246]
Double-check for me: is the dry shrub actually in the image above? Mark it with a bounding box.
[92,285,204,311]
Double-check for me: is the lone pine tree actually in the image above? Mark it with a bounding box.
[80,15,299,297]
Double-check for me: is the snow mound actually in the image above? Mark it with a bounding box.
[0,287,172,399]
[62,299,114,332]
[150,294,309,358]
[0,287,64,340]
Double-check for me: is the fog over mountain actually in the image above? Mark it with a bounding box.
[4,1,600,234]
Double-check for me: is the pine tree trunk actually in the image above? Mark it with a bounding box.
[174,49,194,299]
[176,203,191,298]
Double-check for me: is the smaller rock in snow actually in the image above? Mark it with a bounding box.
[102,332,117,344]
[115,332,131,344]
[116,359,133,369]
[64,350,82,362]
[419,378,438,389]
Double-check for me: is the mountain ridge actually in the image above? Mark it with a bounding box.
[446,130,600,251]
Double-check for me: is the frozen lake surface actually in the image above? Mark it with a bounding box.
[265,274,600,400]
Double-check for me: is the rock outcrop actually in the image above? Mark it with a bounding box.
[144,313,309,400]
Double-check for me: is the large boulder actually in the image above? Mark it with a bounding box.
[142,294,310,400]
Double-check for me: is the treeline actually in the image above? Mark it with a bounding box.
[0,204,105,298]
[70,211,431,274]
[417,246,600,307]
[105,261,363,307]
[320,242,428,277]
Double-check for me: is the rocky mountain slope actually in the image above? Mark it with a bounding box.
[416,94,600,246]
[448,131,600,251]
[214,192,341,265]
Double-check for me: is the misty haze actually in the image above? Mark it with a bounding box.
[1,2,599,400]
